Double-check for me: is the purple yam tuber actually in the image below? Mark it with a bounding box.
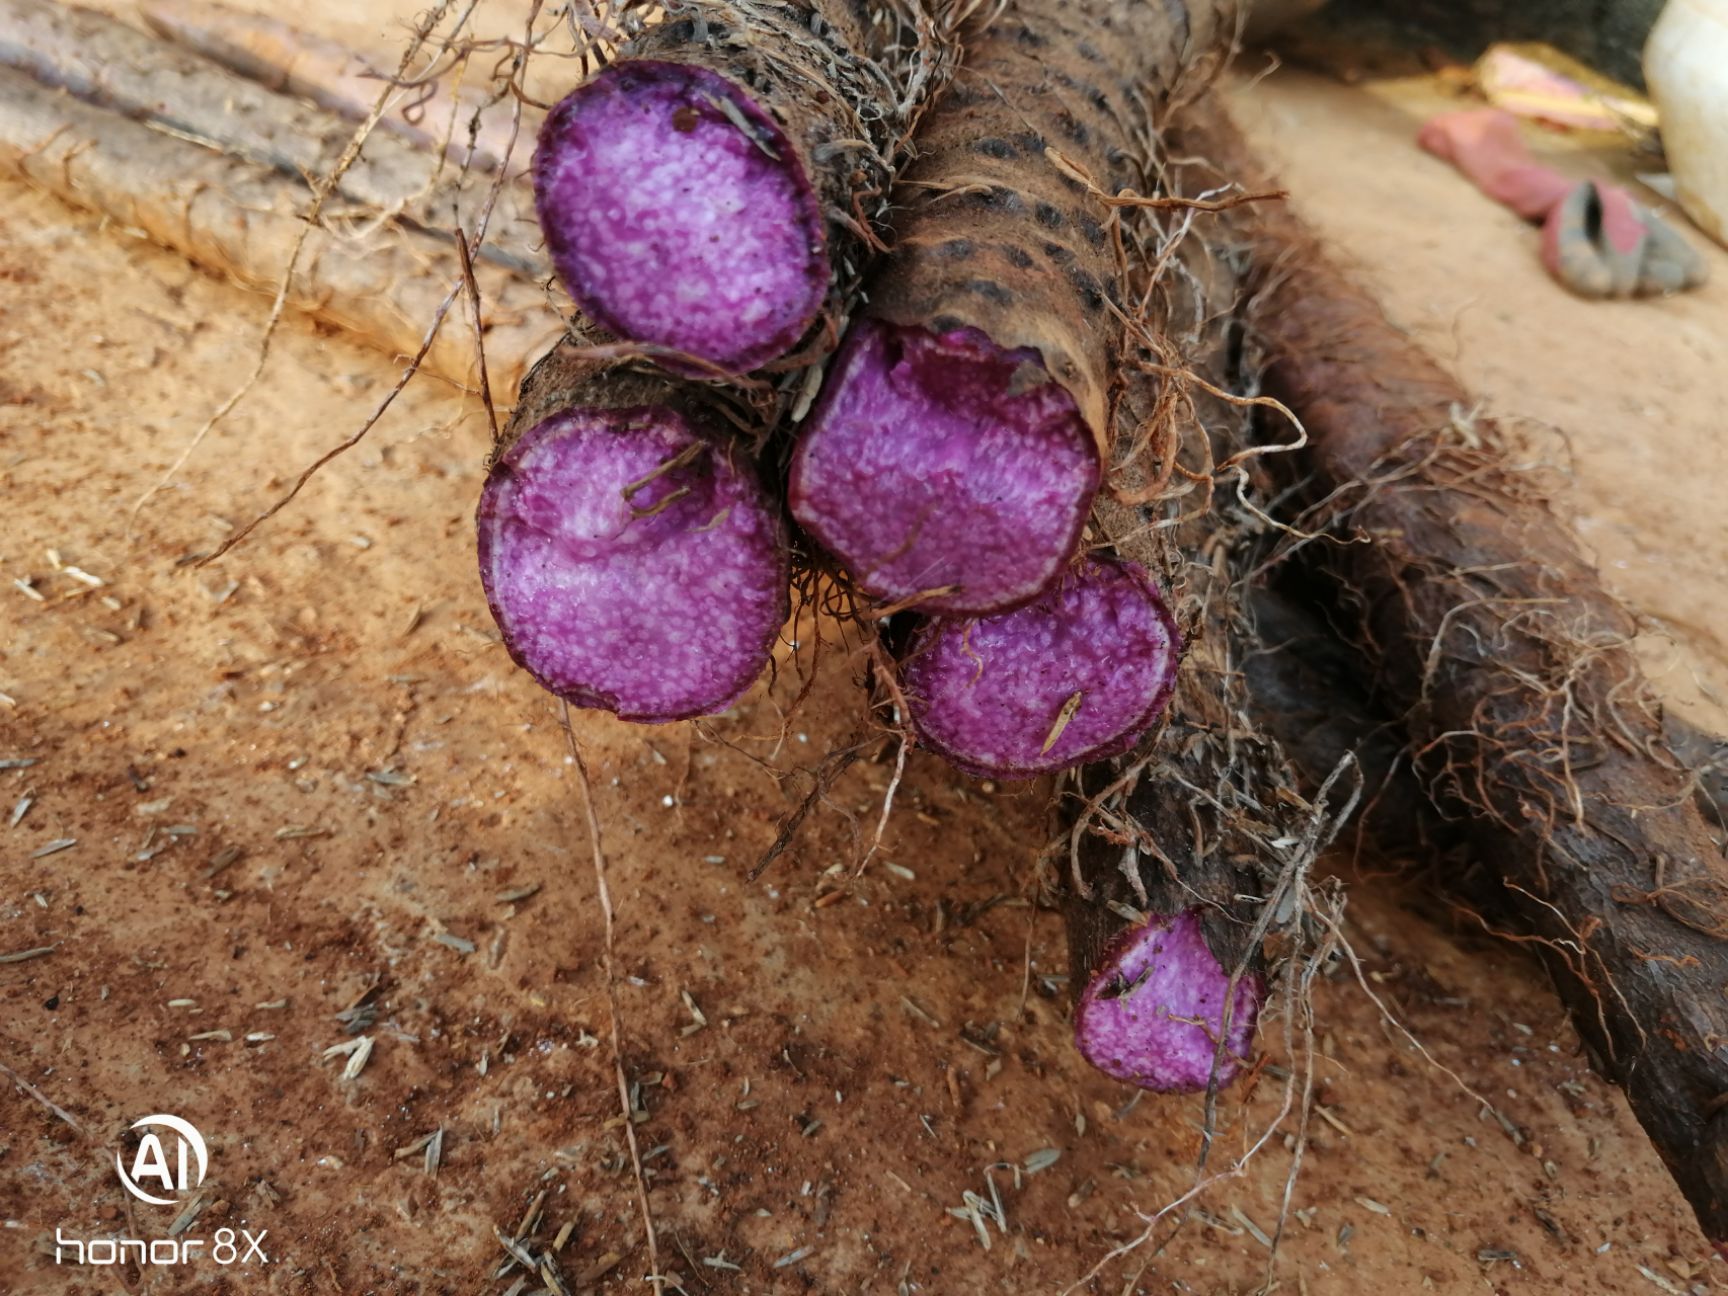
[477,349,789,723]
[535,61,827,376]
[1074,908,1264,1093]
[901,555,1179,778]
[788,0,1225,610]
[787,319,1098,614]
[534,2,951,373]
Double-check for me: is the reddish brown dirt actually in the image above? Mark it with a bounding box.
[2,12,1726,1294]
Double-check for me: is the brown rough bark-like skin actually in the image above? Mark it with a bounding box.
[1244,580,1725,875]
[614,1,941,362]
[492,335,756,470]
[867,0,1227,451]
[1184,100,1728,1249]
[1060,216,1293,1027]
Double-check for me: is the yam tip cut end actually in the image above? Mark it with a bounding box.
[789,318,1100,616]
[476,405,789,723]
[1075,908,1263,1093]
[902,556,1179,778]
[534,61,827,373]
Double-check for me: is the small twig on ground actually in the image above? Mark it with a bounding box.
[748,737,869,882]
[127,0,467,539]
[0,1055,83,1133]
[855,737,907,876]
[559,701,664,1292]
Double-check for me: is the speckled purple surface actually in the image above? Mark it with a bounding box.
[900,557,1179,778]
[788,320,1100,614]
[1074,909,1264,1093]
[476,406,789,722]
[534,61,827,372]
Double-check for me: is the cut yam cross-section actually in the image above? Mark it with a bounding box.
[535,61,827,374]
[789,319,1099,614]
[901,556,1179,777]
[1074,908,1264,1093]
[477,405,789,723]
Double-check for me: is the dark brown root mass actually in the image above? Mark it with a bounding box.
[1179,97,1728,1249]
[1056,156,1321,1101]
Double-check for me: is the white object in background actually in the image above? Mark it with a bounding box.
[1644,0,1728,247]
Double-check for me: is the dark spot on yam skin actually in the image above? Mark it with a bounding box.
[954,186,1024,216]
[1005,246,1035,270]
[974,137,1017,160]
[1014,131,1047,156]
[1042,241,1074,265]
[1078,40,1104,62]
[965,279,1015,306]
[939,238,975,260]
[1058,113,1091,147]
[1089,85,1111,114]
[1067,267,1105,313]
[1076,215,1107,248]
[944,81,988,108]
[1035,202,1065,230]
[931,314,965,336]
[1014,22,1048,47]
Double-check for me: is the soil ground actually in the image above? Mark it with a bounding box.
[2,7,1726,1294]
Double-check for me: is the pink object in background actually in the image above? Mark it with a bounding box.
[1419,108,1706,298]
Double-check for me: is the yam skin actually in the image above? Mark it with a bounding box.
[478,341,791,723]
[536,0,946,373]
[1181,98,1728,1249]
[789,0,1227,613]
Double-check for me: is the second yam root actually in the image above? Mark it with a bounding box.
[1184,97,1728,1249]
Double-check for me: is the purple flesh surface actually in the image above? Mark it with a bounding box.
[476,406,788,723]
[534,61,827,373]
[1074,908,1264,1093]
[901,556,1179,777]
[788,319,1100,615]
